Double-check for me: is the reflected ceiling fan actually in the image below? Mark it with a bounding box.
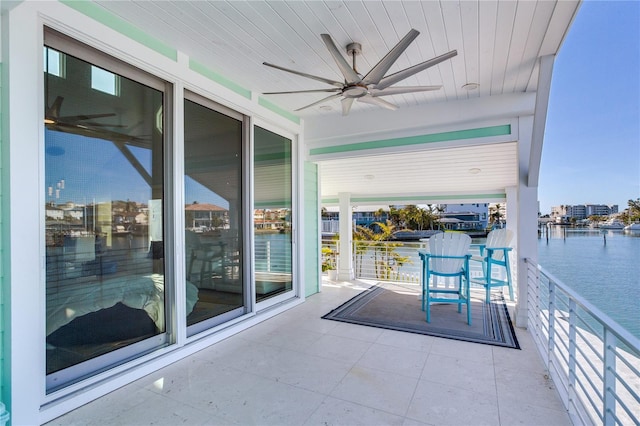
[45,96,148,146]
[262,29,457,116]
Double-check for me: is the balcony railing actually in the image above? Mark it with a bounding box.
[525,259,640,425]
[321,239,497,287]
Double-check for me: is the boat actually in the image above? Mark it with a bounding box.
[391,229,441,241]
[624,222,640,232]
[598,219,625,229]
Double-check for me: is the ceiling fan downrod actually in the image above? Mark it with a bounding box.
[346,42,362,74]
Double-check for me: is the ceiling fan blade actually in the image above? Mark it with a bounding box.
[60,113,117,121]
[80,121,128,128]
[370,85,442,96]
[341,98,354,116]
[375,50,458,90]
[263,88,342,95]
[294,93,342,112]
[320,34,360,84]
[47,96,64,118]
[357,95,398,111]
[263,62,343,88]
[362,29,420,86]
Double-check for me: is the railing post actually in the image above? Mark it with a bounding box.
[548,280,556,363]
[568,299,577,418]
[604,329,617,425]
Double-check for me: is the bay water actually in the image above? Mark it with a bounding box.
[537,227,640,339]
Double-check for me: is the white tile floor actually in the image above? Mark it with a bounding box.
[47,280,571,425]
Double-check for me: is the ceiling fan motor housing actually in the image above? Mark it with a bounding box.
[343,85,368,98]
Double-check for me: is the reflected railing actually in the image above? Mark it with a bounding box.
[525,258,640,425]
[255,239,292,273]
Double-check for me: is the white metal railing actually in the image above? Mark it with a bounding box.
[321,220,340,234]
[320,238,496,289]
[351,240,425,283]
[526,258,640,425]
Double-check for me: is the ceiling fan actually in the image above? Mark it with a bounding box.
[262,29,457,116]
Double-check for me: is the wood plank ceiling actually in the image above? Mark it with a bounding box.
[95,1,573,117]
[94,1,578,203]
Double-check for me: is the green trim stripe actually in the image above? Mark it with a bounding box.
[322,193,506,204]
[258,97,300,124]
[60,1,178,61]
[310,125,511,156]
[189,59,251,99]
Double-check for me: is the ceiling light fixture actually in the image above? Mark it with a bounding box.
[468,168,481,174]
[364,174,375,180]
[462,83,480,91]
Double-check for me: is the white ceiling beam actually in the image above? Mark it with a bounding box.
[305,92,535,146]
[528,54,554,187]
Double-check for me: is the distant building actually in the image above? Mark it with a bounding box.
[321,205,389,234]
[185,203,228,231]
[551,204,618,220]
[586,204,618,216]
[254,208,291,230]
[439,203,489,230]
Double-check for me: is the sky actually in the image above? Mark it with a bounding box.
[538,0,640,215]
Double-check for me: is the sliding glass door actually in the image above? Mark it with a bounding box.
[254,126,293,304]
[43,29,297,393]
[44,31,168,391]
[184,94,245,335]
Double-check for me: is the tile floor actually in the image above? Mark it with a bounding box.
[47,280,571,425]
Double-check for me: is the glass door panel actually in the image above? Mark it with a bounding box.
[254,127,293,303]
[184,97,245,334]
[44,44,166,391]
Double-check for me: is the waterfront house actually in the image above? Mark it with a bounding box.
[0,1,598,424]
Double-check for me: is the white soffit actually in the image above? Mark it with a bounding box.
[319,142,518,201]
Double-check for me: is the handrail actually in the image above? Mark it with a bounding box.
[320,237,502,289]
[525,258,640,426]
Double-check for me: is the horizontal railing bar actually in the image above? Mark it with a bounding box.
[612,369,640,405]
[617,352,640,379]
[575,316,603,343]
[574,344,605,384]
[608,410,623,426]
[613,392,638,425]
[573,328,605,364]
[533,261,640,351]
[573,354,604,397]
[573,376,604,422]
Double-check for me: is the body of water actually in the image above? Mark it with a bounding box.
[537,227,640,339]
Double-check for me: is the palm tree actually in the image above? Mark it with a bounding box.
[353,225,375,277]
[628,198,640,222]
[490,203,504,227]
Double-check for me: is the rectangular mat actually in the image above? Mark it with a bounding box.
[322,283,520,349]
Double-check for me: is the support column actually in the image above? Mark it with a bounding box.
[337,192,354,280]
[514,185,538,328]
[505,186,518,308]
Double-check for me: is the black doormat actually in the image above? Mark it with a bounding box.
[322,283,520,349]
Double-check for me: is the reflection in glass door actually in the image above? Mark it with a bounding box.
[254,127,293,303]
[184,96,245,335]
[44,38,167,391]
